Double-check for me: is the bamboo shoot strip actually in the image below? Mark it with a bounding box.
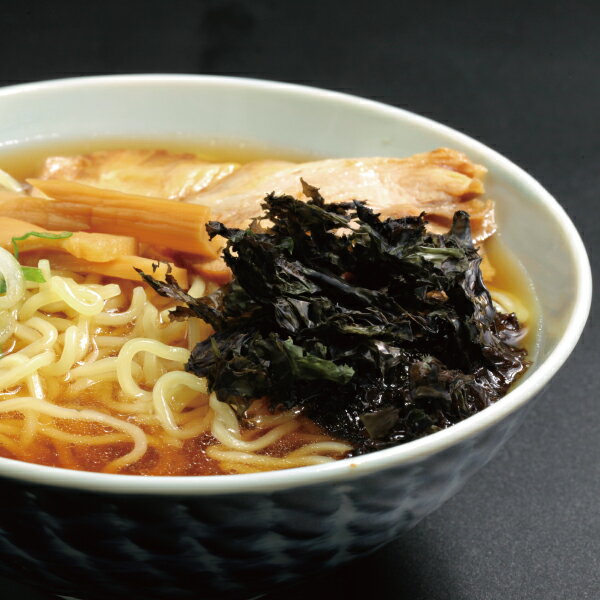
[0,217,137,263]
[26,179,218,258]
[38,253,189,288]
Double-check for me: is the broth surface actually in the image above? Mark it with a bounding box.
[0,141,539,475]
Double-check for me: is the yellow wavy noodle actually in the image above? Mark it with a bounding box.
[0,248,352,474]
[487,285,530,323]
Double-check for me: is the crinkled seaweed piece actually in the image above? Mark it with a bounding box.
[141,184,528,454]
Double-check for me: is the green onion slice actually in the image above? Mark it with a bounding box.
[0,266,46,294]
[11,231,73,259]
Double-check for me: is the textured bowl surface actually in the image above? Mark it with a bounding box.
[0,75,591,599]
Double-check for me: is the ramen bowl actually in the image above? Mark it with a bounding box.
[0,75,591,600]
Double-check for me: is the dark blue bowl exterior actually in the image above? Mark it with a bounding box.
[0,407,527,599]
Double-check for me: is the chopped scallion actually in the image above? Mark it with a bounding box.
[11,231,73,259]
[0,266,46,294]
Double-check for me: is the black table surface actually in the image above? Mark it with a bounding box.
[1,1,598,598]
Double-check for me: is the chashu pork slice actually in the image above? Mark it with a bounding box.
[39,149,240,200]
[188,148,494,242]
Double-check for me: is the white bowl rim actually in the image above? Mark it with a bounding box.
[0,74,592,495]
